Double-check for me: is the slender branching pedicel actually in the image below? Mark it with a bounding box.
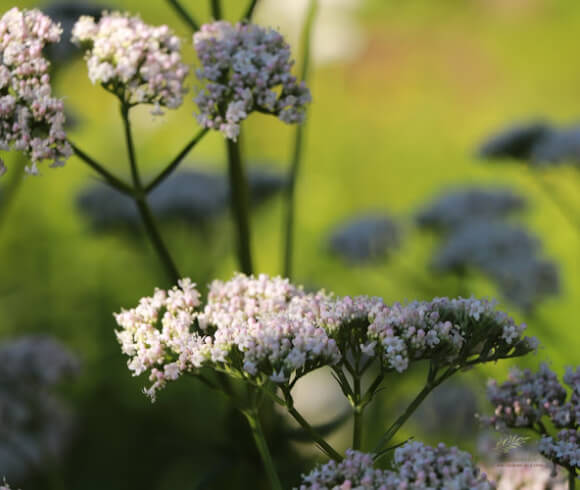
[297,443,494,489]
[193,21,312,140]
[72,12,189,115]
[0,8,72,176]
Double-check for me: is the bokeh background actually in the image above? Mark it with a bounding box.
[1,0,580,488]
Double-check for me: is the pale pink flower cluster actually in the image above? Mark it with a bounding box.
[298,443,494,489]
[0,482,17,490]
[72,12,188,114]
[115,274,340,399]
[116,274,536,400]
[483,364,570,430]
[539,429,580,470]
[484,364,580,472]
[325,295,535,373]
[114,278,202,400]
[193,21,311,140]
[0,8,72,175]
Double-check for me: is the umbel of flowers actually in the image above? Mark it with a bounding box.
[0,8,71,175]
[72,11,189,114]
[482,364,580,480]
[297,443,494,489]
[114,273,537,402]
[193,21,312,140]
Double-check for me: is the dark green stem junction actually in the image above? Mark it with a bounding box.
[165,0,200,31]
[120,102,180,285]
[352,374,363,450]
[226,137,253,274]
[282,0,318,279]
[569,468,577,490]
[70,141,134,196]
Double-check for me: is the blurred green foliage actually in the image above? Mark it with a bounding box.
[1,0,580,488]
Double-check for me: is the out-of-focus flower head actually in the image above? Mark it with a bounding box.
[76,167,287,231]
[477,121,553,161]
[297,442,494,489]
[539,429,580,470]
[480,455,567,490]
[478,119,580,166]
[0,7,72,175]
[328,213,401,264]
[72,11,189,114]
[429,219,560,312]
[193,21,312,140]
[0,336,79,480]
[416,187,527,231]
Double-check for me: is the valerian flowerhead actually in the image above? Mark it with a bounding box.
[298,443,494,489]
[482,364,571,430]
[193,21,312,140]
[0,7,72,175]
[72,11,189,114]
[115,274,536,401]
[539,429,580,470]
[115,274,340,400]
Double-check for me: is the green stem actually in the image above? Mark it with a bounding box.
[282,0,318,279]
[242,0,259,20]
[282,391,342,461]
[145,128,209,193]
[210,0,222,19]
[226,137,253,274]
[69,141,134,196]
[353,375,363,450]
[373,366,454,454]
[0,159,24,232]
[165,0,200,31]
[569,469,577,490]
[119,102,180,284]
[243,410,283,490]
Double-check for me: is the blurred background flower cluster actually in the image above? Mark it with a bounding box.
[1,0,580,488]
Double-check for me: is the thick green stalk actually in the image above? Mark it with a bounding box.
[120,103,180,284]
[243,410,283,490]
[226,137,253,274]
[352,374,363,450]
[282,0,318,278]
[570,469,577,490]
[210,0,222,19]
[165,0,200,31]
[145,128,209,193]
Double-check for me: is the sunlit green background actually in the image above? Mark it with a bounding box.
[1,0,579,488]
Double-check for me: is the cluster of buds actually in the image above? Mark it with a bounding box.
[193,21,311,140]
[483,364,580,472]
[115,273,535,402]
[0,8,72,175]
[298,442,494,489]
[72,11,189,114]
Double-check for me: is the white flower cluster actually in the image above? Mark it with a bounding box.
[193,21,312,140]
[298,442,494,489]
[115,274,340,400]
[72,11,189,114]
[115,274,536,401]
[0,8,72,175]
[366,296,534,373]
